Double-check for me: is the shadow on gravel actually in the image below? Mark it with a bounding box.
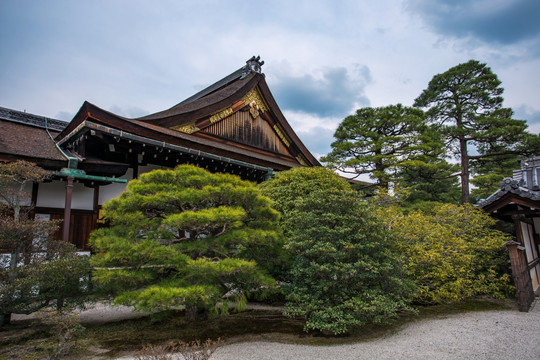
[0,298,515,359]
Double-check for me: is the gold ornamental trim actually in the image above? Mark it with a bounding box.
[242,88,269,119]
[170,121,200,134]
[209,107,233,124]
[296,155,309,166]
[273,124,291,147]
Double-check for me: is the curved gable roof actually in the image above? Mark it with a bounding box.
[57,59,320,170]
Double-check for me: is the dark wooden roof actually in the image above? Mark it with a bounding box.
[0,107,68,168]
[136,72,258,126]
[57,60,320,171]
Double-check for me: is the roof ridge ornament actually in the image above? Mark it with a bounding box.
[241,55,265,79]
[500,177,520,191]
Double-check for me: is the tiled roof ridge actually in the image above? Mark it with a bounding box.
[478,177,540,207]
[0,106,68,132]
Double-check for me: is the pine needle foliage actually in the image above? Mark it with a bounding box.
[90,165,284,317]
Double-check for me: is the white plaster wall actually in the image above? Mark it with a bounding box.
[36,180,95,210]
[71,182,95,210]
[36,180,67,208]
[98,168,135,205]
[35,164,172,209]
[98,165,168,205]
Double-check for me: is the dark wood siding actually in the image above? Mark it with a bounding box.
[39,209,98,251]
[202,111,291,156]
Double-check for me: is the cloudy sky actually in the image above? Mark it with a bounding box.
[1,0,539,159]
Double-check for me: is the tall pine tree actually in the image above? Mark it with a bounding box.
[414,60,539,203]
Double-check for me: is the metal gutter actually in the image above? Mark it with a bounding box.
[45,117,79,169]
[47,167,127,183]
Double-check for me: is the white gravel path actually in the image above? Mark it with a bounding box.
[13,300,540,359]
[210,301,540,360]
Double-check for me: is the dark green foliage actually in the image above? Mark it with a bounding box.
[321,104,450,191]
[90,165,284,316]
[285,190,413,334]
[259,166,352,223]
[414,59,539,203]
[469,149,519,202]
[398,128,461,206]
[261,167,413,334]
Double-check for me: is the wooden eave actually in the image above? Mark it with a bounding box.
[56,102,300,170]
[135,72,320,167]
[136,72,260,127]
[56,71,320,170]
[482,192,540,214]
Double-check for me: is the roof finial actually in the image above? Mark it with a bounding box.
[241,55,264,79]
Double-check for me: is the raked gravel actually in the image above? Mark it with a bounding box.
[210,300,540,360]
[14,300,540,359]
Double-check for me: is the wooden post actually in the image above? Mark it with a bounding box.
[62,176,74,243]
[506,240,535,311]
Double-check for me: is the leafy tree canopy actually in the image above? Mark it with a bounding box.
[259,166,351,220]
[0,161,90,326]
[90,165,284,319]
[261,168,414,334]
[373,197,512,304]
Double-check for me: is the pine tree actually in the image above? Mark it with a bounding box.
[414,60,540,203]
[321,104,450,192]
[90,165,283,320]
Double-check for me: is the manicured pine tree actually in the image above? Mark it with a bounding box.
[90,165,284,320]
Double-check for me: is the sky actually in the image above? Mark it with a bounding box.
[1,0,539,160]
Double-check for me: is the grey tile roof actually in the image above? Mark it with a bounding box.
[0,106,68,132]
[478,177,540,208]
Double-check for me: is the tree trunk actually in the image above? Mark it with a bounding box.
[185,305,208,321]
[56,297,65,311]
[0,313,12,327]
[459,136,470,204]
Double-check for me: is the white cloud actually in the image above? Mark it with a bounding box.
[0,0,537,155]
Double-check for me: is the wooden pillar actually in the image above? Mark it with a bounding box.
[506,240,535,311]
[31,182,39,207]
[62,177,74,243]
[93,184,100,211]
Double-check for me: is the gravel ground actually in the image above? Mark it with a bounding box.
[209,300,540,360]
[13,300,540,359]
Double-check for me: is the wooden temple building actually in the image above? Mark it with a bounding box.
[0,56,320,251]
[479,158,540,311]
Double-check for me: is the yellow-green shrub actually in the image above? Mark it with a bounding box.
[375,203,512,304]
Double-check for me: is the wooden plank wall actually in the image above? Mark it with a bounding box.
[202,111,290,156]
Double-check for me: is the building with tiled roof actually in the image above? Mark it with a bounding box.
[1,57,320,250]
[478,157,540,311]
[0,106,67,166]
